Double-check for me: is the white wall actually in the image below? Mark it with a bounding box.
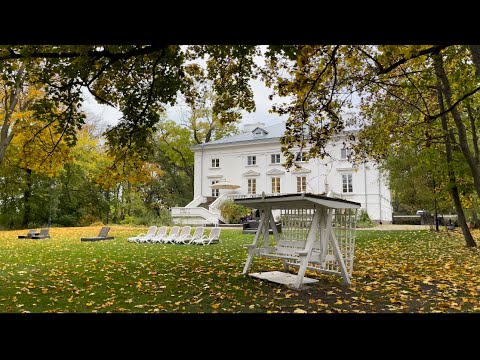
[192,136,392,222]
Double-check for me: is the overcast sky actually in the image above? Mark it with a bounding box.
[81,49,289,129]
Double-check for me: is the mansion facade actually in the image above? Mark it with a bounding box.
[171,122,392,225]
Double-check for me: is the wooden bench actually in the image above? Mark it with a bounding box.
[242,220,282,234]
[246,239,337,269]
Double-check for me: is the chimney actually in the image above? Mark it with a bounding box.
[242,122,266,133]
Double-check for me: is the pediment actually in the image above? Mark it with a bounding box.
[291,167,311,174]
[242,170,261,176]
[207,174,224,179]
[266,168,285,175]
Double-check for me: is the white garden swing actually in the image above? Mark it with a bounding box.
[235,193,360,288]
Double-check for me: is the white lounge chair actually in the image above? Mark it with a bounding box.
[161,226,181,244]
[168,226,191,244]
[150,226,168,243]
[128,226,157,243]
[192,227,221,245]
[174,226,204,244]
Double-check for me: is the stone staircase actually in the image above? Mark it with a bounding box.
[198,196,216,209]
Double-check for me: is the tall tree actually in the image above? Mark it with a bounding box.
[0,45,258,165]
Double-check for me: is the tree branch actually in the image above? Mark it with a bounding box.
[377,45,449,75]
[0,45,167,62]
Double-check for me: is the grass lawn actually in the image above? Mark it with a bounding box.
[0,226,479,313]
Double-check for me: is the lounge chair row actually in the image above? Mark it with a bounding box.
[128,226,221,245]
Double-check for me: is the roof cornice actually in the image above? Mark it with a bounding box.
[191,138,281,151]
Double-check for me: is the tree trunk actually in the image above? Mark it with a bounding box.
[472,205,480,229]
[434,61,477,247]
[0,65,25,166]
[434,52,480,200]
[126,181,131,217]
[468,45,480,78]
[22,168,32,229]
[104,190,110,224]
[466,103,479,163]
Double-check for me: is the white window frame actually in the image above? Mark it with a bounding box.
[297,176,307,193]
[342,174,353,193]
[271,153,281,164]
[211,180,219,197]
[271,177,281,194]
[296,151,307,162]
[211,158,220,168]
[341,148,352,160]
[247,156,257,166]
[247,178,257,194]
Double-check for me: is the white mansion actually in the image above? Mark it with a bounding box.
[171,121,392,225]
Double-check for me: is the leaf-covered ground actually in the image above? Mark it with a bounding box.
[0,226,479,313]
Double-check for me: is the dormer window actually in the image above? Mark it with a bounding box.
[252,127,268,137]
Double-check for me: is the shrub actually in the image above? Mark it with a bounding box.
[79,214,102,227]
[56,214,78,227]
[219,200,250,224]
[119,209,173,226]
[157,208,173,226]
[357,209,376,228]
[120,214,135,225]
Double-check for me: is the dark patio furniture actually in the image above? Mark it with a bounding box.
[18,229,39,239]
[81,227,114,242]
[31,228,50,239]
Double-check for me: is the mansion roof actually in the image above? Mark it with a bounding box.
[190,121,356,150]
[191,122,286,149]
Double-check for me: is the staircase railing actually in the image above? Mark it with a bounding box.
[185,195,207,208]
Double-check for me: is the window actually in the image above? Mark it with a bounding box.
[271,177,281,193]
[248,178,257,194]
[211,181,219,197]
[247,156,256,166]
[342,174,353,193]
[211,158,220,168]
[297,176,307,193]
[271,154,281,164]
[341,148,352,159]
[296,151,307,162]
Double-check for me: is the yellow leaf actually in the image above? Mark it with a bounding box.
[86,302,93,307]
[294,309,307,313]
[211,303,220,309]
[249,304,255,309]
[335,300,343,305]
